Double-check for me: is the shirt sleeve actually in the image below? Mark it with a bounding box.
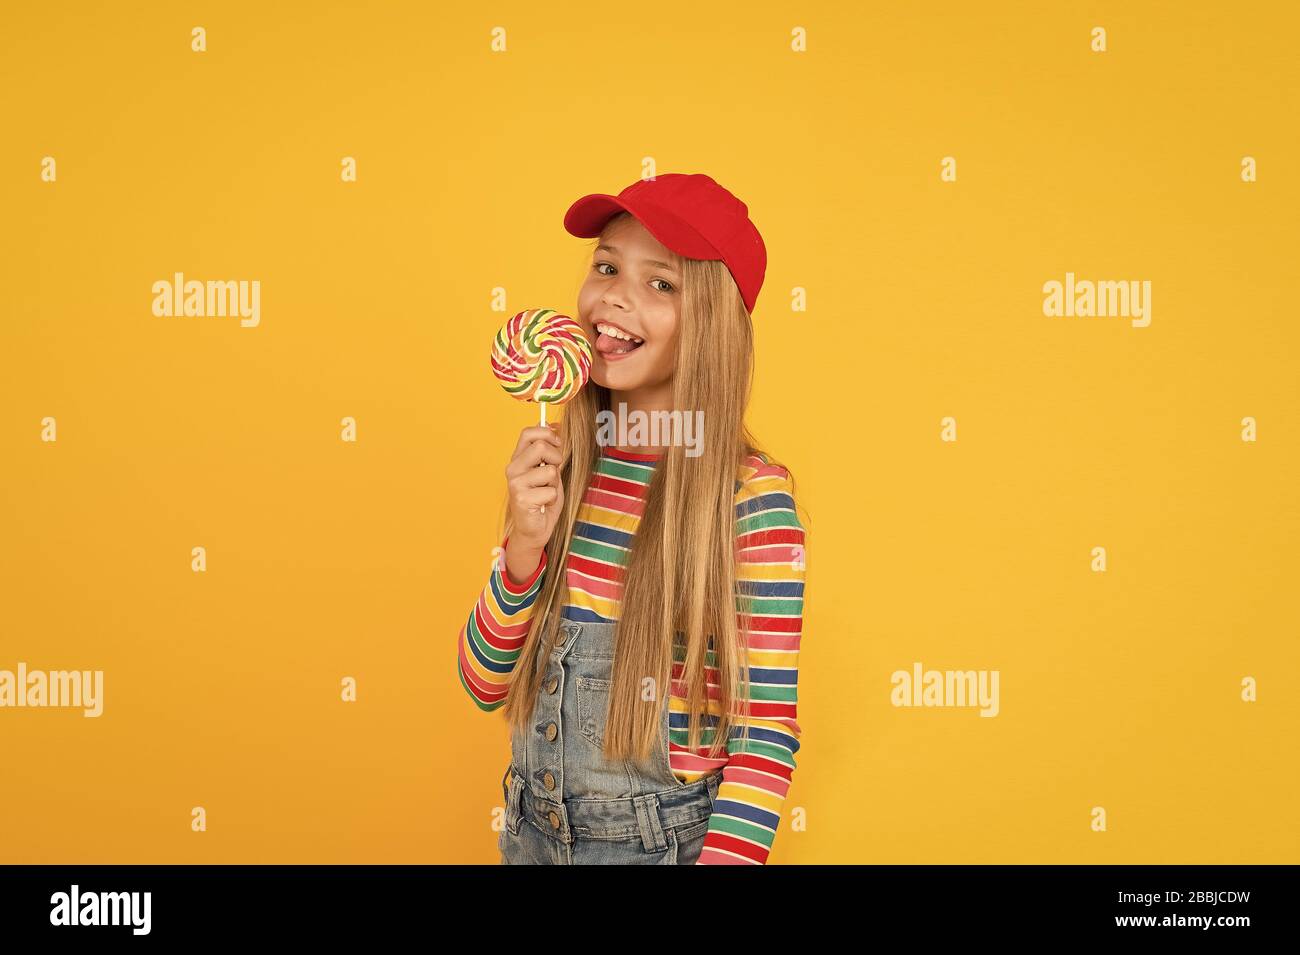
[695,460,806,864]
[457,535,549,711]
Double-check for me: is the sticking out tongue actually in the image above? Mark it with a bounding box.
[596,331,643,355]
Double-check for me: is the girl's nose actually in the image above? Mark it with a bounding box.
[600,273,633,307]
[601,288,630,309]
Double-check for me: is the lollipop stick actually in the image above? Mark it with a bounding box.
[538,402,547,516]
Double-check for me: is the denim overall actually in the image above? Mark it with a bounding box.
[498,619,722,864]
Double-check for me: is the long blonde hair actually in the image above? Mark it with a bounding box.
[500,212,794,765]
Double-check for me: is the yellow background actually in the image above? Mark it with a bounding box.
[2,1,1296,863]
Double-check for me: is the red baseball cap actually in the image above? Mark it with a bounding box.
[563,173,767,314]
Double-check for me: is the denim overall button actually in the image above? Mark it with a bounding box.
[545,722,558,742]
[548,811,561,830]
[545,675,559,694]
[553,629,567,647]
[543,771,556,791]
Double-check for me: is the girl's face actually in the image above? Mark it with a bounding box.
[576,215,680,396]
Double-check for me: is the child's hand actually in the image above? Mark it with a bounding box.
[505,424,564,550]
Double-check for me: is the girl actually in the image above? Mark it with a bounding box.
[457,173,808,865]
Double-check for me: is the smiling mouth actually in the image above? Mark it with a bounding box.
[594,321,644,356]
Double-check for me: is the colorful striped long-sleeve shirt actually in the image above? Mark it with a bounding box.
[457,444,806,865]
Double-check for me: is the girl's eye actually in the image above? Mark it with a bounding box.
[592,261,674,294]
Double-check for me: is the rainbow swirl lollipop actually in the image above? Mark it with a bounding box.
[490,308,592,515]
[490,308,592,423]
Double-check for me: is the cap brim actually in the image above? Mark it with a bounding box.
[563,194,629,238]
[563,192,721,262]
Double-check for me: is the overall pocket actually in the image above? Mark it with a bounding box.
[576,675,612,749]
[500,770,524,836]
